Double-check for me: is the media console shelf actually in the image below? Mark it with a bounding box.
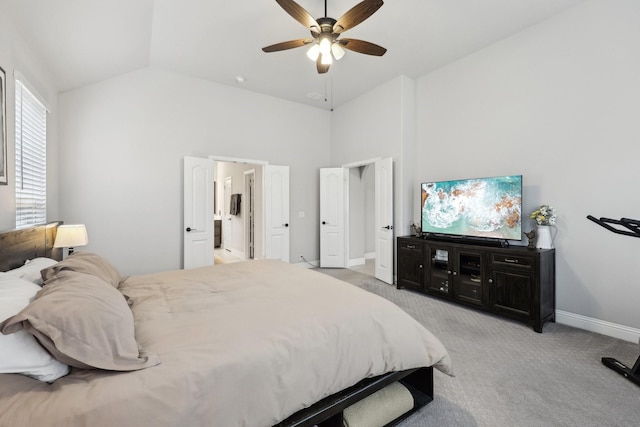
[397,236,556,332]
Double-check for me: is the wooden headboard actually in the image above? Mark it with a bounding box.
[0,221,63,272]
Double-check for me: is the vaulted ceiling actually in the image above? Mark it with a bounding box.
[3,0,586,109]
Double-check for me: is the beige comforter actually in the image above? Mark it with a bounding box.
[0,260,451,427]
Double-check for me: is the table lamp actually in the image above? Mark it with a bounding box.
[54,224,89,255]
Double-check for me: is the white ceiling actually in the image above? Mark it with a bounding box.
[3,0,587,110]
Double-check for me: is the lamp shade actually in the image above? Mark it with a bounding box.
[54,224,89,249]
[331,43,345,60]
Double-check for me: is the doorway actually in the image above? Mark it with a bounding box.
[348,164,376,276]
[184,156,290,268]
[319,157,393,283]
[214,162,262,263]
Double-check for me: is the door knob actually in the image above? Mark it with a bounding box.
[322,221,327,225]
[383,225,393,230]
[283,223,289,227]
[186,227,198,232]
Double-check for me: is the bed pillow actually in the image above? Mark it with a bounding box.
[0,276,70,382]
[40,251,122,288]
[1,257,59,285]
[0,271,160,371]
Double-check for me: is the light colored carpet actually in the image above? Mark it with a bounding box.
[314,267,639,427]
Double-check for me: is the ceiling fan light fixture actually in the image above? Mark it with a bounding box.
[263,0,386,74]
[331,42,345,60]
[319,36,332,55]
[306,44,320,61]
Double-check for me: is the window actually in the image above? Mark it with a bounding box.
[15,79,47,228]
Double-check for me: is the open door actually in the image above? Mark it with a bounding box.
[184,156,214,269]
[320,168,347,268]
[374,157,394,284]
[264,165,290,262]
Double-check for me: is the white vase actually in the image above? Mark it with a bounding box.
[536,225,555,249]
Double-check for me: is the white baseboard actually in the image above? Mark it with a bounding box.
[229,248,244,259]
[556,310,640,344]
[350,254,375,266]
[349,258,366,267]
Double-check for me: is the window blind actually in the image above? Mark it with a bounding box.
[15,80,47,228]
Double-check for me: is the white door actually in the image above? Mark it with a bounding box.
[183,156,214,269]
[223,177,232,251]
[374,157,394,284]
[264,165,290,262]
[320,168,347,268]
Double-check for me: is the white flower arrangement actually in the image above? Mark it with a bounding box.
[529,205,557,226]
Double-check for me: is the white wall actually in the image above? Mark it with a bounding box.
[58,67,330,275]
[0,13,59,231]
[331,75,417,252]
[415,0,640,332]
[331,0,640,337]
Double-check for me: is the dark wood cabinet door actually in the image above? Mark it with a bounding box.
[398,253,424,290]
[397,238,425,291]
[490,269,533,317]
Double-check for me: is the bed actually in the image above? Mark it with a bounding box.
[0,223,451,427]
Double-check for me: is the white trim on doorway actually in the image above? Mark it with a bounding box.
[342,157,382,168]
[209,155,268,165]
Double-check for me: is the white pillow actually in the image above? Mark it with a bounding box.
[0,276,69,382]
[1,257,58,285]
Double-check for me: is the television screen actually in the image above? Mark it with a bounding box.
[421,175,522,241]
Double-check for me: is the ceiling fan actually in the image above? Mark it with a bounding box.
[262,0,387,74]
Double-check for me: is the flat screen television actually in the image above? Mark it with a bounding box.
[421,175,522,242]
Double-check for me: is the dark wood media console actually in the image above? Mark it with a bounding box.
[397,236,556,332]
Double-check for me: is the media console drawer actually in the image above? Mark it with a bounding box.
[490,254,533,268]
[398,240,424,254]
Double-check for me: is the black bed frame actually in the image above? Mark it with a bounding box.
[275,367,434,427]
[0,222,437,425]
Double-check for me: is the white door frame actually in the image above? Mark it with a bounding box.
[244,169,256,259]
[223,176,232,252]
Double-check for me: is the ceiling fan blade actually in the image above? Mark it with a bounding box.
[338,38,387,56]
[276,0,320,33]
[333,0,383,34]
[262,38,313,52]
[316,57,330,74]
